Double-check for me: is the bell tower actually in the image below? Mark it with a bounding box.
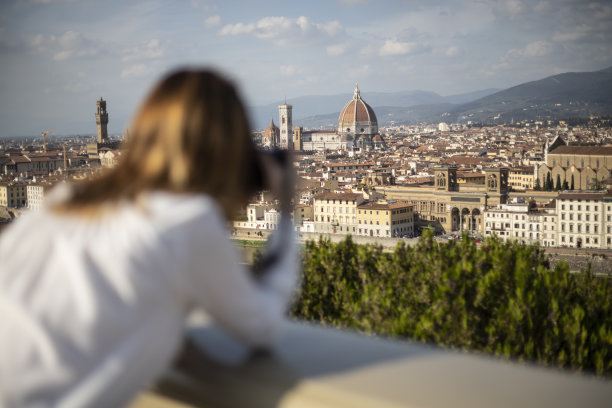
[434,166,458,191]
[95,97,109,143]
[278,102,293,150]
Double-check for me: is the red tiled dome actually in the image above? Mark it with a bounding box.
[338,84,378,127]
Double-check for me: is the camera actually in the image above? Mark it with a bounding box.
[251,148,290,192]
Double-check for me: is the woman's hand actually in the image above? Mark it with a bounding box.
[259,151,294,214]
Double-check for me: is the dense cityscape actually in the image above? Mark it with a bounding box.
[4,90,612,257]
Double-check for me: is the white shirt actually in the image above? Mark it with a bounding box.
[0,187,297,408]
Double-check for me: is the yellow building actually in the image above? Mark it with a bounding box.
[356,201,414,237]
[509,166,534,191]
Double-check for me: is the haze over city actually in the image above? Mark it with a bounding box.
[1,0,612,137]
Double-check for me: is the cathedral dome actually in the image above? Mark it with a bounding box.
[338,84,378,129]
[338,84,378,149]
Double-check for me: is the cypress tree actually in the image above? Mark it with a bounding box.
[546,172,552,191]
[534,178,541,191]
[555,174,561,190]
[571,174,575,190]
[563,180,569,190]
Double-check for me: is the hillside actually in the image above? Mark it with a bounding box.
[253,67,612,128]
[250,89,499,129]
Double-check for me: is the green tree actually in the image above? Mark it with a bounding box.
[534,177,541,191]
[563,180,569,190]
[293,233,612,376]
[546,172,553,191]
[571,174,575,190]
[555,174,561,190]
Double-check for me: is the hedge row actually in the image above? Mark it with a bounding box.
[288,231,612,376]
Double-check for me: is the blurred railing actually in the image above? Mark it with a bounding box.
[129,317,611,408]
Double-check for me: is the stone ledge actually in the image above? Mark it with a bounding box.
[130,318,611,408]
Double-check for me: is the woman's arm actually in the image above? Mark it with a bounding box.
[178,200,297,348]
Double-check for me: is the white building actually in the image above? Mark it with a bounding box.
[557,191,608,249]
[27,184,46,211]
[484,199,542,244]
[313,192,364,234]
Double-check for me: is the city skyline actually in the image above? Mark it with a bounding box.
[1,0,611,137]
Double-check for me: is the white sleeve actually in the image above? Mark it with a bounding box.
[177,204,298,347]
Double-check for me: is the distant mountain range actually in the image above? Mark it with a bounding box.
[250,66,612,129]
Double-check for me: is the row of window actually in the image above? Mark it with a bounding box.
[560,223,600,233]
[560,204,600,211]
[561,213,599,221]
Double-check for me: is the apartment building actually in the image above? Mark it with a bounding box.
[27,183,46,211]
[509,166,534,191]
[484,199,542,244]
[313,192,364,234]
[0,182,27,208]
[356,201,414,237]
[557,191,607,249]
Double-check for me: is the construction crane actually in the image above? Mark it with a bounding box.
[42,130,53,152]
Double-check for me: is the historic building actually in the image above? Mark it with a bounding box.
[278,103,293,150]
[262,119,280,148]
[292,84,383,152]
[313,192,364,234]
[377,166,509,234]
[87,97,120,160]
[356,201,414,238]
[338,83,378,150]
[536,137,612,190]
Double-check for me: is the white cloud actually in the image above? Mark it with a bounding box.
[379,39,426,57]
[280,65,300,77]
[122,39,165,62]
[204,15,221,29]
[218,16,343,46]
[327,43,347,56]
[445,46,461,57]
[348,64,371,79]
[121,64,152,79]
[30,31,100,60]
[488,40,558,74]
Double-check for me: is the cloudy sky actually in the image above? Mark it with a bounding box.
[1,0,611,137]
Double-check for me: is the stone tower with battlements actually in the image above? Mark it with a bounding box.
[95,97,109,143]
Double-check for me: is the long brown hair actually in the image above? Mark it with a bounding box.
[57,69,262,217]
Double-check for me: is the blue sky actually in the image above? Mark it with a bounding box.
[1,0,611,137]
